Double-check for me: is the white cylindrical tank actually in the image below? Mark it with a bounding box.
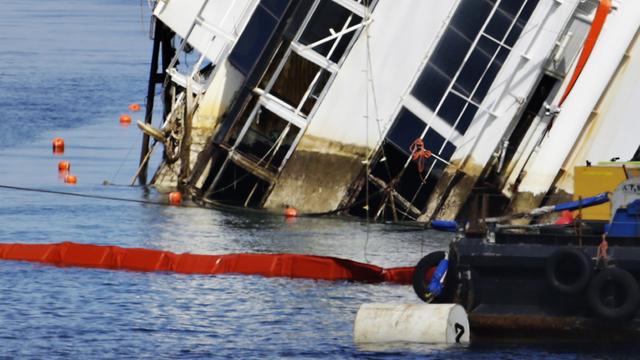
[354,303,470,345]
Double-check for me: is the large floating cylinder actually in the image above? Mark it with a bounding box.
[354,303,470,345]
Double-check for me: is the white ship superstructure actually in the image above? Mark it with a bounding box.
[137,0,640,222]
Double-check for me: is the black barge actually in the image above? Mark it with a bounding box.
[413,177,640,341]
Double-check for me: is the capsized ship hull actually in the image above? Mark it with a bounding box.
[137,0,640,222]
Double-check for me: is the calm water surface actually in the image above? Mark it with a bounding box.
[0,1,635,358]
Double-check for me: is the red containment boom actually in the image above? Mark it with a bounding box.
[0,242,413,284]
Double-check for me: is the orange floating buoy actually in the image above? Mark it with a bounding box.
[169,191,182,205]
[52,137,65,153]
[284,207,298,218]
[119,114,132,124]
[64,174,77,184]
[128,103,141,112]
[58,160,71,172]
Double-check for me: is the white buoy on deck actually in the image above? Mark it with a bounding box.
[354,303,470,345]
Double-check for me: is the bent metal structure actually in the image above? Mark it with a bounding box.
[136,0,640,222]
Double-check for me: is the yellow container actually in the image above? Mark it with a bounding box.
[574,163,640,220]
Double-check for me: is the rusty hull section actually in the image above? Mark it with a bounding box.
[264,135,368,213]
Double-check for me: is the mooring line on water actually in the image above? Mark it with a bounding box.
[0,184,171,207]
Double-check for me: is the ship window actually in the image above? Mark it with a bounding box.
[412,64,450,111]
[438,92,467,128]
[386,108,427,154]
[298,1,363,63]
[228,1,290,75]
[455,102,479,135]
[453,35,498,100]
[412,0,539,137]
[396,128,457,209]
[235,107,301,170]
[449,0,494,40]
[429,28,473,80]
[485,1,523,41]
[505,0,539,47]
[370,140,408,184]
[261,0,289,18]
[269,52,330,115]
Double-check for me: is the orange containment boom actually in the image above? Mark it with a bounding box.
[0,242,413,284]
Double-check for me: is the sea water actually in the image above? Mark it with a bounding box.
[0,0,634,358]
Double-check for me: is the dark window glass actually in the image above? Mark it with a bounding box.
[455,102,478,135]
[453,35,498,99]
[438,92,467,127]
[473,46,509,102]
[440,140,457,162]
[270,52,322,113]
[396,156,434,206]
[371,141,409,183]
[421,127,447,157]
[485,1,522,41]
[430,28,472,80]
[386,108,426,154]
[414,165,443,209]
[299,1,362,63]
[505,0,540,47]
[261,0,289,18]
[412,64,450,110]
[228,5,278,75]
[449,0,494,40]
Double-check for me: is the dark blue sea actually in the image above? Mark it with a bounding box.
[0,0,635,358]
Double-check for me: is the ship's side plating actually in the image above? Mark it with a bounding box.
[142,0,640,221]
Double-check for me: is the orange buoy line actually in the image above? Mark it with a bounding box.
[0,242,413,284]
[128,103,141,112]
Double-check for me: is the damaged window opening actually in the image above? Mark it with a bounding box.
[208,161,271,207]
[234,107,300,170]
[268,51,331,115]
[197,0,376,210]
[299,0,363,63]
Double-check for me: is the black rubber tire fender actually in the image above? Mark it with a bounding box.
[412,251,446,303]
[545,247,593,294]
[587,267,640,320]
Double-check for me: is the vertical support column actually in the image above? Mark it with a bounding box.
[179,88,194,192]
[138,21,174,185]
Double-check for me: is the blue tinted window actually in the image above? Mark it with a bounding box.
[430,28,472,80]
[505,0,540,46]
[412,64,449,110]
[453,35,498,99]
[386,108,426,154]
[449,0,494,39]
[228,3,287,75]
[485,1,522,41]
[438,92,466,127]
[455,103,478,135]
[261,0,288,18]
[473,46,509,103]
